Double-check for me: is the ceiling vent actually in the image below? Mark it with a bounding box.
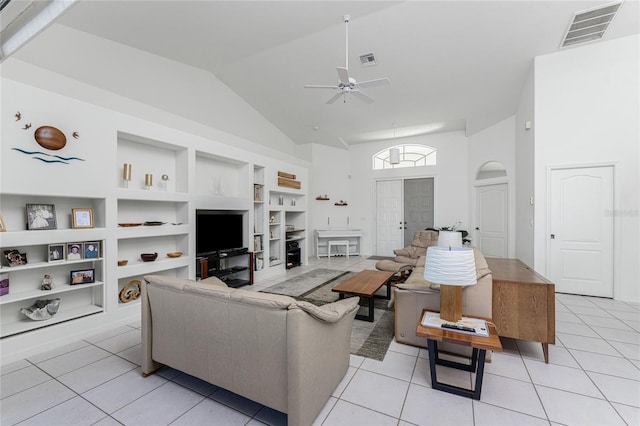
[359,52,377,66]
[561,2,622,48]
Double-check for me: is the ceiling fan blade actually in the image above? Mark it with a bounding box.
[326,92,344,104]
[304,84,340,89]
[351,90,374,104]
[357,77,390,89]
[336,67,350,84]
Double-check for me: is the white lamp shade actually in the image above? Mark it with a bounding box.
[437,230,463,248]
[424,246,476,286]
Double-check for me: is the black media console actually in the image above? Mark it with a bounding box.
[196,249,254,288]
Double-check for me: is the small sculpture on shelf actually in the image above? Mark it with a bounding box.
[316,195,330,200]
[20,299,61,321]
[334,200,348,206]
[119,280,141,303]
[41,274,55,290]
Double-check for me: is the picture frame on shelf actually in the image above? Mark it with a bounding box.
[0,274,8,296]
[0,213,6,232]
[71,208,94,229]
[48,244,65,262]
[25,204,57,230]
[66,243,84,260]
[3,249,27,267]
[70,268,95,285]
[84,242,100,259]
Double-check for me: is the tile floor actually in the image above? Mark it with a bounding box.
[2,256,639,425]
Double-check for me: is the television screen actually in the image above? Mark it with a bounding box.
[196,210,244,255]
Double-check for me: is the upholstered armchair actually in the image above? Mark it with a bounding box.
[392,230,439,266]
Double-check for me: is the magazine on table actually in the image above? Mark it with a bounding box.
[421,311,489,337]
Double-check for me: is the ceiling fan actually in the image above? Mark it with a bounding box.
[304,15,390,104]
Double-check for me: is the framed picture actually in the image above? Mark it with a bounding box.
[3,249,27,266]
[26,204,57,230]
[66,243,84,260]
[84,242,100,259]
[0,213,6,232]
[72,208,94,229]
[0,274,8,296]
[48,244,65,262]
[70,268,95,285]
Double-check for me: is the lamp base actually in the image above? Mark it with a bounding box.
[440,284,463,322]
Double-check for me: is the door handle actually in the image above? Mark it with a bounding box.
[550,234,555,239]
[475,227,479,230]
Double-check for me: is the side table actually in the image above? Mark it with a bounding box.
[415,309,502,400]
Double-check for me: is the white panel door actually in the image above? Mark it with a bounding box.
[404,178,434,246]
[376,180,403,256]
[475,184,508,257]
[549,166,613,297]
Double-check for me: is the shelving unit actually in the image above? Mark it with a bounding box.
[268,210,282,267]
[0,194,106,338]
[253,166,265,272]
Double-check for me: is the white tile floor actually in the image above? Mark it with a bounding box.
[2,256,639,425]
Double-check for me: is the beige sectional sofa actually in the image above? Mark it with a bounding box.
[394,247,493,353]
[141,275,359,426]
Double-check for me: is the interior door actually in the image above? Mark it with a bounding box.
[475,183,508,257]
[376,180,403,256]
[548,166,613,297]
[404,178,434,245]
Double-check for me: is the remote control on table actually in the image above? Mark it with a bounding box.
[441,323,476,333]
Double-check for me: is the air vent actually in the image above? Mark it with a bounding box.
[359,52,377,66]
[561,2,622,48]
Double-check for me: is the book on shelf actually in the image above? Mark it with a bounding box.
[420,311,489,337]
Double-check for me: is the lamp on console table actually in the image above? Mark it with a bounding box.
[424,246,476,322]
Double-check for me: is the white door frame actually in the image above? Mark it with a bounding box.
[472,176,511,256]
[373,175,438,255]
[545,162,618,297]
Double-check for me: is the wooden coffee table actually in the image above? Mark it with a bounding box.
[332,270,394,322]
[416,309,502,400]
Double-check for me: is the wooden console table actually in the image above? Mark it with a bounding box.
[486,258,555,363]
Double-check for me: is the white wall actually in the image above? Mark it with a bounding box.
[346,131,470,256]
[307,144,352,255]
[515,66,535,267]
[7,24,308,161]
[467,116,516,257]
[534,35,640,303]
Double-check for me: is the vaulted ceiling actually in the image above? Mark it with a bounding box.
[4,1,639,149]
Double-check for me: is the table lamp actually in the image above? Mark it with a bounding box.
[424,246,476,322]
[437,230,463,248]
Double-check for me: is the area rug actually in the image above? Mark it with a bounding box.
[262,269,394,361]
[367,255,394,261]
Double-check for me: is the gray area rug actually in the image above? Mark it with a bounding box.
[367,255,394,261]
[262,269,394,361]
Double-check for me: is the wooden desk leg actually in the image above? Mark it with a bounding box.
[542,343,549,364]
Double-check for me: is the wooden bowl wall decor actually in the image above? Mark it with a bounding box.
[34,126,66,150]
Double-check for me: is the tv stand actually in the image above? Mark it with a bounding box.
[196,250,254,288]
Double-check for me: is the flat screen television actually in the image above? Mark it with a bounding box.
[196,210,244,255]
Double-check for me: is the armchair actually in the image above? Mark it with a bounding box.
[392,230,439,266]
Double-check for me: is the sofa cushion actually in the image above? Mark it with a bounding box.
[229,288,296,309]
[289,297,360,323]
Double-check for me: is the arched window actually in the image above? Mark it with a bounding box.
[372,144,437,170]
[476,161,507,180]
